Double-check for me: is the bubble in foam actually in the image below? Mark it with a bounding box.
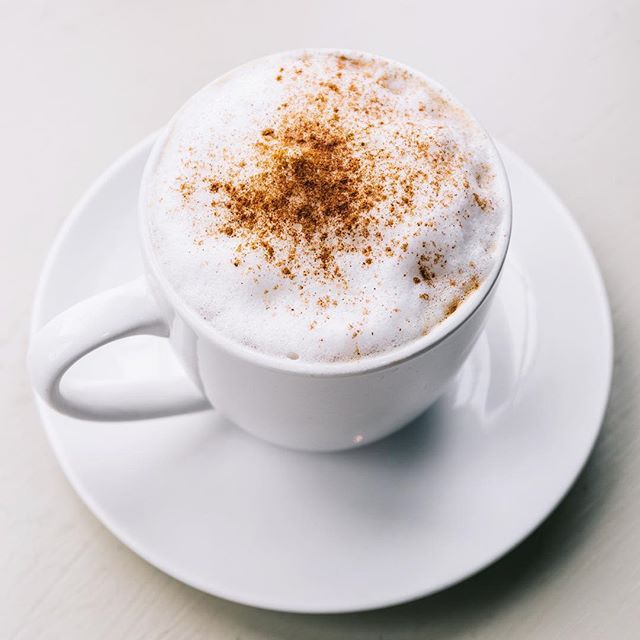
[142,50,509,363]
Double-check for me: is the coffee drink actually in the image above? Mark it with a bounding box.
[142,50,509,363]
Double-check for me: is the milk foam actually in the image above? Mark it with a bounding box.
[142,50,509,363]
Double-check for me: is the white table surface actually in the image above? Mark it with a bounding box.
[2,0,639,637]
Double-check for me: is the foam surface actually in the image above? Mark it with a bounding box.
[142,50,509,362]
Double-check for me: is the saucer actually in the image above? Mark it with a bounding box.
[31,135,612,613]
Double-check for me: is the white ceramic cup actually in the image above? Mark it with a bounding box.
[28,101,511,453]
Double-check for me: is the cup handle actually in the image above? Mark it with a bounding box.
[28,276,210,420]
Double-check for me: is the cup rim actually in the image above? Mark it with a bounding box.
[138,48,513,378]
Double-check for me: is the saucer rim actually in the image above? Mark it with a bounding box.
[30,136,613,613]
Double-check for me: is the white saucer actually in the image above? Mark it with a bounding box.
[31,135,613,614]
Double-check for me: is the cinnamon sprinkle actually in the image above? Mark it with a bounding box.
[175,52,487,323]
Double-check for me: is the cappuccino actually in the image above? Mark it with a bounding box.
[142,50,509,362]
